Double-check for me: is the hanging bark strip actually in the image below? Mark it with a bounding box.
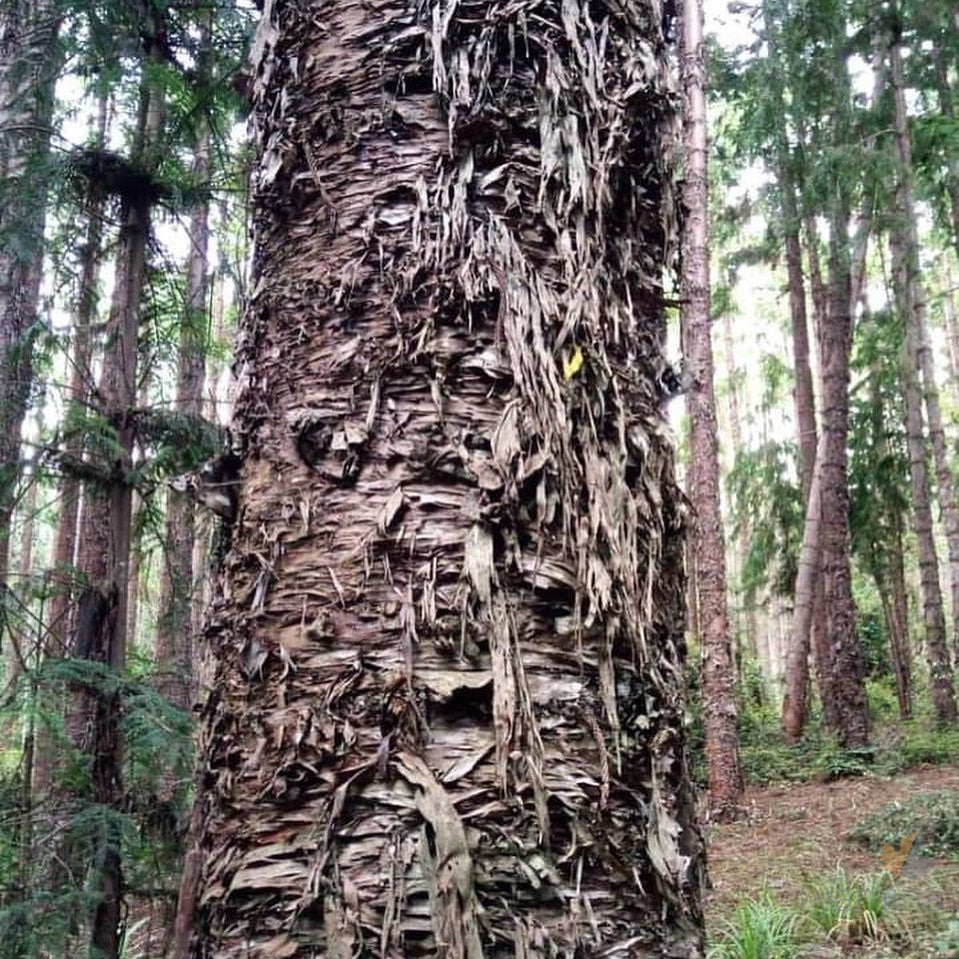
[680,0,742,810]
[183,1,705,956]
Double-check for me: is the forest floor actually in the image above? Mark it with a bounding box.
[705,765,959,957]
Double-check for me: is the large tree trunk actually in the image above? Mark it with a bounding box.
[680,0,742,812]
[0,1,59,596]
[181,2,705,956]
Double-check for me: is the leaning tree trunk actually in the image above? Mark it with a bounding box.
[181,2,705,957]
[680,0,742,812]
[0,0,60,596]
[890,33,959,668]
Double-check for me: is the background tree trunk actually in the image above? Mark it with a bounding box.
[0,0,60,596]
[183,2,705,955]
[893,221,958,724]
[817,209,870,748]
[155,101,211,716]
[780,177,819,738]
[890,33,959,668]
[721,311,762,679]
[681,0,743,812]
[69,50,165,957]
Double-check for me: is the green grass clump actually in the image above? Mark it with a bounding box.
[803,868,897,943]
[851,791,959,861]
[708,896,799,959]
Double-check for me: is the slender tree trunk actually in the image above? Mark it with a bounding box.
[892,228,957,722]
[156,94,210,719]
[70,52,165,958]
[721,312,761,678]
[889,31,959,704]
[32,104,108,814]
[891,34,959,670]
[887,515,913,719]
[780,178,820,738]
[933,45,959,262]
[681,0,743,811]
[181,2,705,955]
[45,149,105,655]
[942,262,959,411]
[0,1,59,596]
[817,206,870,747]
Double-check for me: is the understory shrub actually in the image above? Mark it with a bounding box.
[851,791,959,861]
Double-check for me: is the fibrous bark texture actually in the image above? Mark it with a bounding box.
[185,2,705,957]
[680,0,742,811]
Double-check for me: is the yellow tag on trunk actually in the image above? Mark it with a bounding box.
[563,345,584,380]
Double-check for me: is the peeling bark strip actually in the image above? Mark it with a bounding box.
[185,1,704,957]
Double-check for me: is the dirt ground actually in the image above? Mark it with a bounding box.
[704,765,959,956]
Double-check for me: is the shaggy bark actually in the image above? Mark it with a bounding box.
[680,0,742,811]
[0,1,59,596]
[182,2,705,956]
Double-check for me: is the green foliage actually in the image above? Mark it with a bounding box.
[937,915,959,957]
[708,896,799,959]
[851,791,959,861]
[866,678,902,724]
[727,442,803,601]
[803,868,898,943]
